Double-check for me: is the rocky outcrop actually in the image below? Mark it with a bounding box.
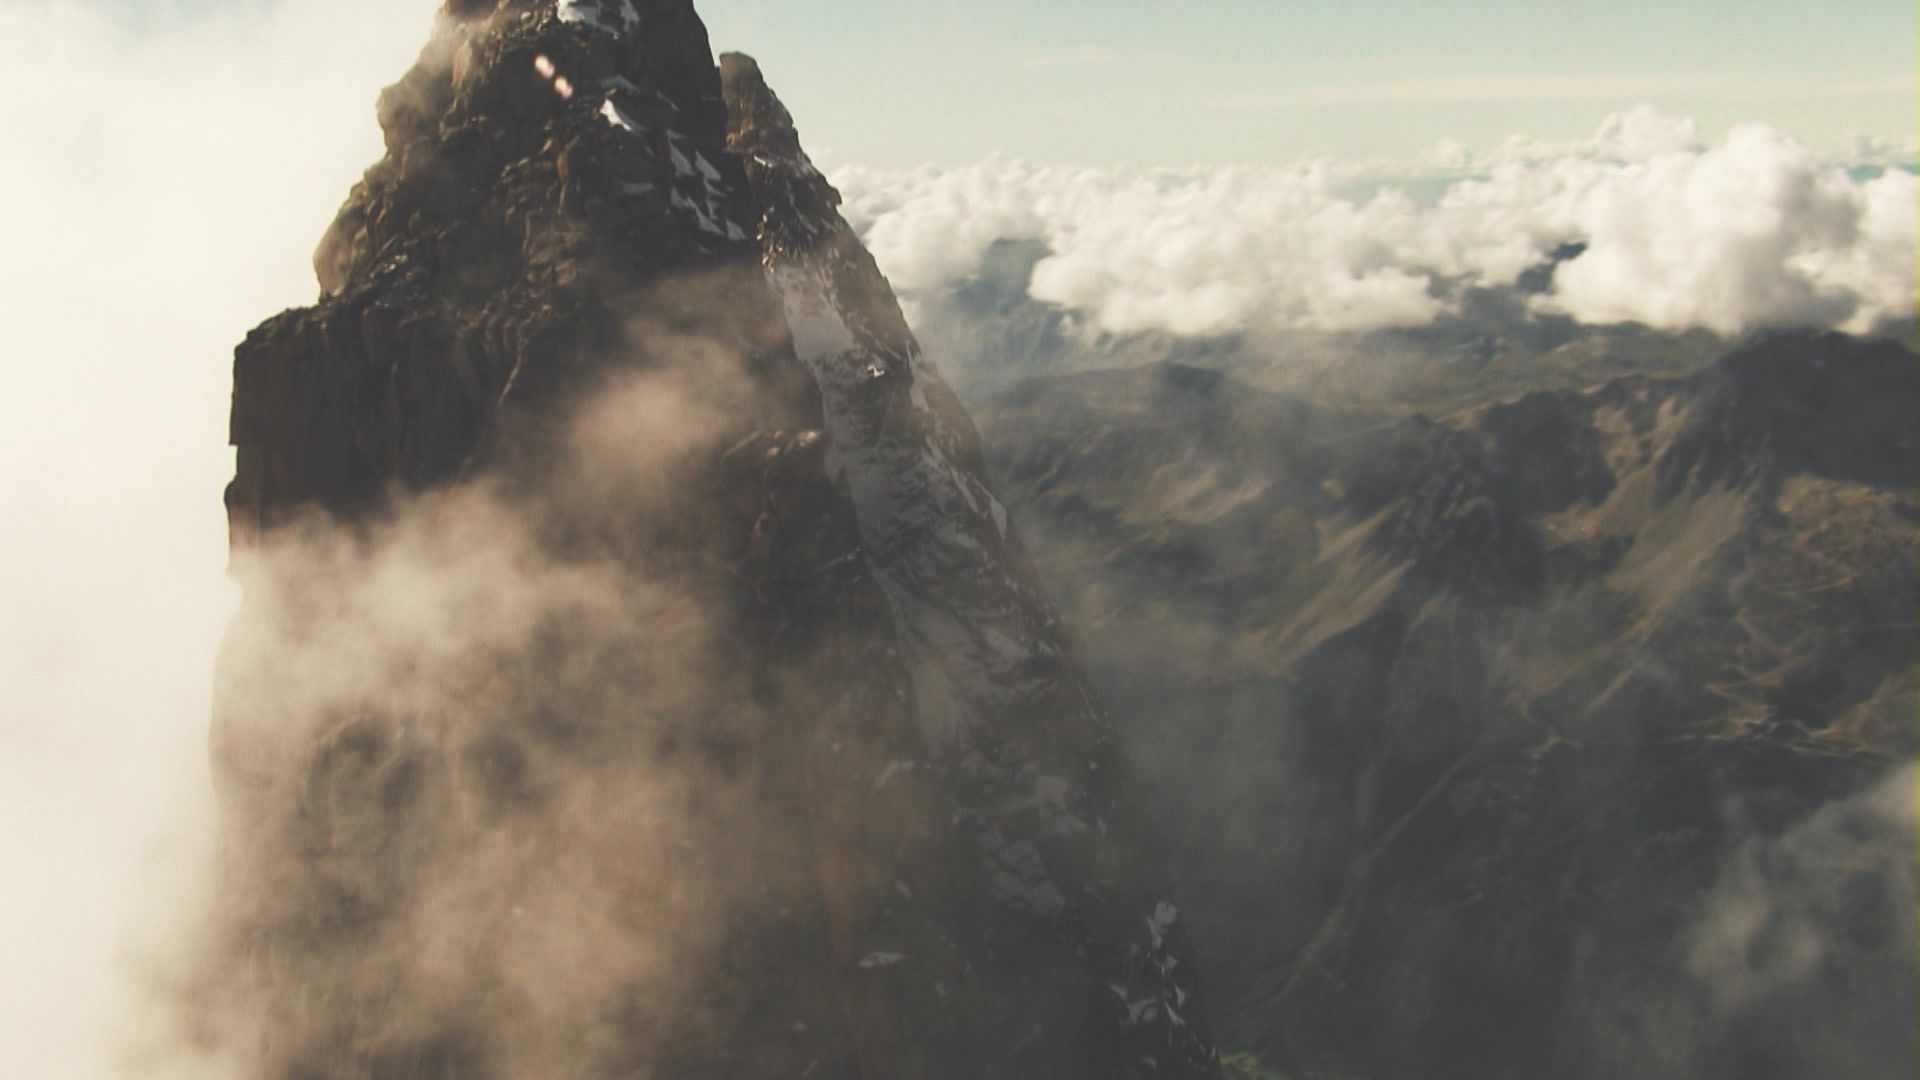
[206,2,1215,1077]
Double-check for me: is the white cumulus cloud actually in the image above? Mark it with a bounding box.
[833,108,1917,339]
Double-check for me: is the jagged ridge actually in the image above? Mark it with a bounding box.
[207,2,1218,1077]
[978,332,1918,1078]
[724,51,1219,1078]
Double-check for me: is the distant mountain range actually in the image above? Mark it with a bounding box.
[975,328,1917,1078]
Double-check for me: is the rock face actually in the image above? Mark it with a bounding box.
[978,332,1918,1079]
[207,2,1216,1077]
[721,53,1218,1078]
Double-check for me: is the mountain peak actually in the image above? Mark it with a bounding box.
[718,51,800,157]
[210,5,1219,1077]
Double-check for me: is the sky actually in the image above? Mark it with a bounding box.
[697,0,1917,166]
[104,0,1919,166]
[0,0,1911,1076]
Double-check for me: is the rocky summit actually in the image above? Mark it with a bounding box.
[205,2,1217,1077]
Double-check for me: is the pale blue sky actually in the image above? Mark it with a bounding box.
[699,0,1915,166]
[117,0,1918,165]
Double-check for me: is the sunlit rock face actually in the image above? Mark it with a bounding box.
[202,2,1218,1077]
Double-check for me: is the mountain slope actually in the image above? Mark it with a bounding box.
[978,332,1918,1078]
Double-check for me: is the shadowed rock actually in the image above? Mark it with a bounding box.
[203,3,1217,1077]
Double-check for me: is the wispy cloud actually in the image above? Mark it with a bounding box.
[1728,74,1914,101]
[1020,42,1123,68]
[1211,71,1915,110]
[1015,42,1188,72]
[1211,72,1727,109]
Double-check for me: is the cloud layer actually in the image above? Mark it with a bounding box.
[834,108,1917,339]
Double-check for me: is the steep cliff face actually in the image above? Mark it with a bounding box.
[207,2,1215,1077]
[979,333,1918,1079]
[721,53,1218,1078]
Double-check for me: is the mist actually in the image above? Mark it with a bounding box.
[0,2,438,1074]
[189,441,844,1075]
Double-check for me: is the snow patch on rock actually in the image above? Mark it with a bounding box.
[557,0,638,36]
[598,98,641,133]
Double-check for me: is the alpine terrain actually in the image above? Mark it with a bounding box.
[187,2,1916,1078]
[979,331,1917,1079]
[200,2,1218,1076]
